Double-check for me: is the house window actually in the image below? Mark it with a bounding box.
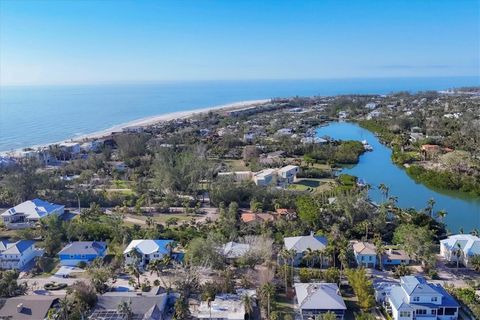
[413,297,419,302]
[369,256,372,261]
[400,311,410,317]
[431,297,437,302]
[70,255,74,258]
[416,309,426,315]
[431,310,436,315]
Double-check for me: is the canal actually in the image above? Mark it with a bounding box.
[316,122,480,233]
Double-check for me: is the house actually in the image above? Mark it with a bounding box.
[352,241,377,268]
[277,165,300,185]
[439,234,480,268]
[252,169,277,186]
[59,142,81,155]
[191,290,256,320]
[275,208,297,220]
[218,171,252,183]
[0,295,59,320]
[284,233,328,267]
[383,276,460,320]
[124,239,173,268]
[58,241,107,266]
[0,240,43,270]
[294,283,347,320]
[89,291,168,320]
[1,198,65,229]
[276,128,293,136]
[221,241,251,261]
[240,212,276,224]
[365,102,377,109]
[383,248,411,266]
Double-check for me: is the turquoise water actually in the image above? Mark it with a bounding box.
[1,77,479,152]
[316,122,480,233]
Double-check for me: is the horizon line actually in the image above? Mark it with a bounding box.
[1,75,479,88]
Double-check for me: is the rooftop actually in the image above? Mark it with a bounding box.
[294,283,346,311]
[58,241,107,256]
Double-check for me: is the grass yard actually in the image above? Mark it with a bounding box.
[223,159,250,171]
[275,292,295,319]
[288,178,336,192]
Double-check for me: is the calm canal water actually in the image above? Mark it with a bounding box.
[316,122,480,233]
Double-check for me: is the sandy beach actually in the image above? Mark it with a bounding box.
[1,99,270,156]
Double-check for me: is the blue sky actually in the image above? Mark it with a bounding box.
[0,0,478,85]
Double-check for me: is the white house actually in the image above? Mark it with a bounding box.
[123,239,173,268]
[191,290,256,320]
[440,234,480,268]
[252,169,277,186]
[277,165,300,185]
[294,283,346,320]
[284,233,328,267]
[384,276,459,320]
[1,199,64,229]
[0,240,43,270]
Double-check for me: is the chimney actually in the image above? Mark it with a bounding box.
[17,303,24,313]
[388,248,393,254]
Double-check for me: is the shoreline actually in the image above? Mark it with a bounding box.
[1,98,270,156]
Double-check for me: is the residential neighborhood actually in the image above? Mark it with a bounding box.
[0,91,479,320]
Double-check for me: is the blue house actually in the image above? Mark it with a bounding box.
[58,241,107,266]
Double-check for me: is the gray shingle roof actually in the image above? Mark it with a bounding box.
[58,241,107,255]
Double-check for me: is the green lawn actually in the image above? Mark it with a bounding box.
[223,159,250,171]
[288,178,336,192]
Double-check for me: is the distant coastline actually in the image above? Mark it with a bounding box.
[0,99,269,156]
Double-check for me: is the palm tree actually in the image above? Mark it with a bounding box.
[207,297,212,320]
[425,198,436,217]
[279,249,290,295]
[437,209,447,223]
[378,183,389,202]
[117,299,133,320]
[260,283,275,319]
[338,248,348,272]
[57,297,70,320]
[303,248,315,269]
[242,294,254,320]
[148,259,165,277]
[127,264,141,287]
[313,249,324,269]
[374,238,386,271]
[454,243,462,271]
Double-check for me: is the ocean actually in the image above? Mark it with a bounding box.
[0,77,478,152]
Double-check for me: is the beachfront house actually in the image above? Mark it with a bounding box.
[58,241,107,266]
[124,239,173,268]
[284,232,328,267]
[440,234,480,268]
[252,168,277,186]
[294,283,347,320]
[383,248,411,266]
[0,240,43,270]
[1,199,64,229]
[383,276,460,320]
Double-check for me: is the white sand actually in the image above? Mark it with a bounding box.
[2,99,270,156]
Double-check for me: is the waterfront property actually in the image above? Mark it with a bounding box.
[294,283,347,320]
[89,291,168,320]
[1,198,65,229]
[219,165,300,187]
[0,240,43,270]
[439,234,480,268]
[381,276,460,320]
[58,241,107,266]
[284,232,328,267]
[123,239,173,268]
[0,295,59,320]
